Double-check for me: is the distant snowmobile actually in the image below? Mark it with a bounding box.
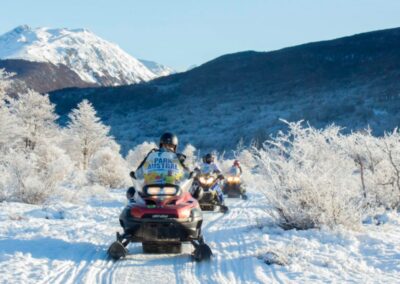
[223,160,247,199]
[191,173,229,213]
[107,174,212,262]
[223,175,248,200]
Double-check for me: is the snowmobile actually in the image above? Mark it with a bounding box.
[222,175,248,200]
[107,175,213,262]
[191,174,228,213]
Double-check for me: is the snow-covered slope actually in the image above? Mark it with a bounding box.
[139,59,176,77]
[0,25,156,86]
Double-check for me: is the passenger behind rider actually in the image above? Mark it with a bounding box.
[127,132,190,202]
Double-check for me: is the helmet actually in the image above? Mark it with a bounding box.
[233,160,240,167]
[203,153,214,164]
[159,132,178,151]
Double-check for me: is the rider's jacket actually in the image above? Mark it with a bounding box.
[199,162,222,176]
[228,165,242,177]
[135,148,189,185]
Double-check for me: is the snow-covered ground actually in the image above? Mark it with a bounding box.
[0,184,399,284]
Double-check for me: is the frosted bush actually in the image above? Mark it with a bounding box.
[339,129,400,209]
[1,142,73,204]
[236,149,257,170]
[4,153,49,204]
[182,144,197,169]
[88,147,130,188]
[126,141,157,169]
[254,121,365,230]
[373,130,400,208]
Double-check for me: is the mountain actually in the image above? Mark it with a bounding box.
[50,27,400,153]
[139,59,176,77]
[0,59,94,93]
[0,25,156,88]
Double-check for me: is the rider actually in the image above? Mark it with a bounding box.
[127,132,191,201]
[229,160,243,176]
[225,160,246,197]
[197,153,225,204]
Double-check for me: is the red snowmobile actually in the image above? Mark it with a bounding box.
[107,174,212,262]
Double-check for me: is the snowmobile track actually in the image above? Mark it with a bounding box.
[45,194,271,284]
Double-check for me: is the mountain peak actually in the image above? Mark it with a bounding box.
[139,59,176,77]
[0,25,157,86]
[12,25,31,33]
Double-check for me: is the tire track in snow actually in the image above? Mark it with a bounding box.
[43,191,268,284]
[189,196,266,284]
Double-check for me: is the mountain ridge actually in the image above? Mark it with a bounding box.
[47,26,400,152]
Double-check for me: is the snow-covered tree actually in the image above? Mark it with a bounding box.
[0,69,17,151]
[0,69,13,98]
[9,90,58,150]
[67,99,114,170]
[182,144,197,169]
[375,130,400,208]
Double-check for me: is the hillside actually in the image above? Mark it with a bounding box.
[0,59,94,93]
[50,27,400,153]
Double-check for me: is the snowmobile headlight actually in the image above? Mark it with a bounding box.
[146,187,161,195]
[227,176,240,183]
[206,177,215,184]
[199,177,207,184]
[162,186,178,195]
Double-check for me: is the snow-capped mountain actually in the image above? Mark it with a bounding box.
[0,25,157,86]
[139,59,176,77]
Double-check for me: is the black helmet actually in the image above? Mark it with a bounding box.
[203,153,214,164]
[159,132,178,151]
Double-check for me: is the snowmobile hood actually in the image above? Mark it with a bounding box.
[130,192,198,219]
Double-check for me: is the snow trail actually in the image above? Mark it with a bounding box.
[0,189,399,283]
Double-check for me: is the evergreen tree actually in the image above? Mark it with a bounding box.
[67,99,114,170]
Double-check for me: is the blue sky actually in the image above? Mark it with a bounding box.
[1,0,400,70]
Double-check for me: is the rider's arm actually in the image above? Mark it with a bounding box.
[213,163,222,175]
[134,148,157,179]
[177,153,193,179]
[176,153,189,171]
[213,163,225,180]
